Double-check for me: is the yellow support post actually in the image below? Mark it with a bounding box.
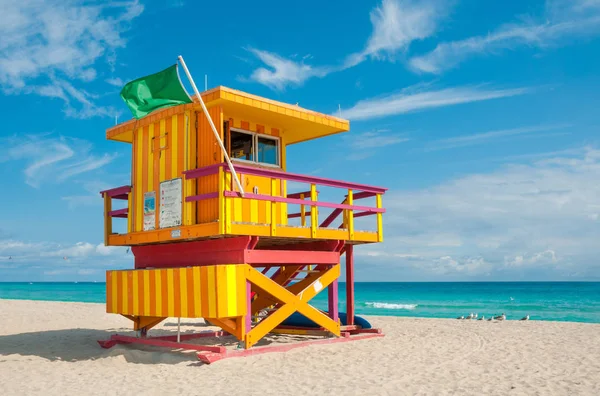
[270,177,277,236]
[218,166,225,234]
[347,189,354,240]
[310,184,317,238]
[376,193,383,242]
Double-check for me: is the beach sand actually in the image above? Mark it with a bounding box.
[0,300,599,395]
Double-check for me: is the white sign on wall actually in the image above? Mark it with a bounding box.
[159,178,182,229]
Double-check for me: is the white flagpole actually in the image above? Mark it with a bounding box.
[177,55,244,197]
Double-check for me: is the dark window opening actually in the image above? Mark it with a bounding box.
[230,131,254,161]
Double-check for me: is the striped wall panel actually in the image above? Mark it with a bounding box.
[106,265,247,319]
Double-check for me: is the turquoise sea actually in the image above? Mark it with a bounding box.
[1,282,599,323]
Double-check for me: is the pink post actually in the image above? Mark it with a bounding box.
[328,277,339,322]
[345,245,355,325]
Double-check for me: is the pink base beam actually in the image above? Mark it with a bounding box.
[197,333,384,364]
[98,331,227,353]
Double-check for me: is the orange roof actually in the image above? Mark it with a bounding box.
[106,86,349,145]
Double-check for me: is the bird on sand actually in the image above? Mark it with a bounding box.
[494,313,506,321]
[520,315,529,321]
[466,313,474,320]
[457,315,465,320]
[478,315,485,321]
[473,313,478,320]
[487,316,493,321]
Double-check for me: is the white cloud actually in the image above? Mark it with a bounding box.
[246,0,450,90]
[425,124,571,151]
[339,84,531,121]
[0,0,143,117]
[246,48,332,91]
[1,134,117,188]
[346,0,448,67]
[0,238,130,278]
[409,0,600,74]
[105,77,124,87]
[344,129,410,160]
[361,146,600,280]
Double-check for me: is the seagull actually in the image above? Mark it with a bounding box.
[478,315,485,321]
[494,313,506,321]
[487,316,493,321]
[520,315,529,321]
[457,315,465,320]
[473,313,478,320]
[466,313,474,320]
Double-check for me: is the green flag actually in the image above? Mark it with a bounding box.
[120,64,192,119]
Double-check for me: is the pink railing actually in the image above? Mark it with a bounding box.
[184,163,386,237]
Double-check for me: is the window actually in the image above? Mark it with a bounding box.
[230,130,254,161]
[257,136,279,166]
[228,127,280,167]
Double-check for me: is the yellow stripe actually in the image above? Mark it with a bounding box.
[155,269,162,316]
[111,272,118,313]
[234,198,243,222]
[167,268,175,316]
[172,114,178,178]
[143,270,150,315]
[226,265,237,316]
[135,128,143,231]
[206,266,217,317]
[132,270,139,314]
[180,268,188,317]
[159,119,166,182]
[127,191,132,233]
[250,199,258,223]
[121,271,128,315]
[148,124,154,192]
[193,267,201,316]
[216,266,227,317]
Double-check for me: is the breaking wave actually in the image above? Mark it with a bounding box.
[366,302,418,310]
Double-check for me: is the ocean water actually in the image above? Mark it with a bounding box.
[1,282,599,323]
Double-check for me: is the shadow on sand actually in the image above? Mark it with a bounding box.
[0,325,287,366]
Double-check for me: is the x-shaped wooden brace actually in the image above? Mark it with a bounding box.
[244,263,341,348]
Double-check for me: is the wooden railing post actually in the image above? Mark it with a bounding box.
[103,193,112,245]
[376,193,383,242]
[270,177,277,236]
[310,183,318,238]
[347,189,354,240]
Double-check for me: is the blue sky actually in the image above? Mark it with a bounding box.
[1,0,600,282]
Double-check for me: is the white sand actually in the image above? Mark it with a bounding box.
[1,299,599,395]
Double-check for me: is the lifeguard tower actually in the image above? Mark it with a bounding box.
[97,61,387,363]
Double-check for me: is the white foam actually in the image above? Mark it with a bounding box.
[366,302,418,310]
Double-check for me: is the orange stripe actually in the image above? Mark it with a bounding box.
[186,267,195,317]
[173,268,181,317]
[165,116,172,179]
[177,114,184,177]
[116,271,123,314]
[106,271,113,312]
[148,270,156,316]
[142,125,148,195]
[161,269,169,316]
[127,271,134,315]
[137,271,144,316]
[200,266,209,315]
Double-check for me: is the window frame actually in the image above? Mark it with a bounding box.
[229,127,281,168]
